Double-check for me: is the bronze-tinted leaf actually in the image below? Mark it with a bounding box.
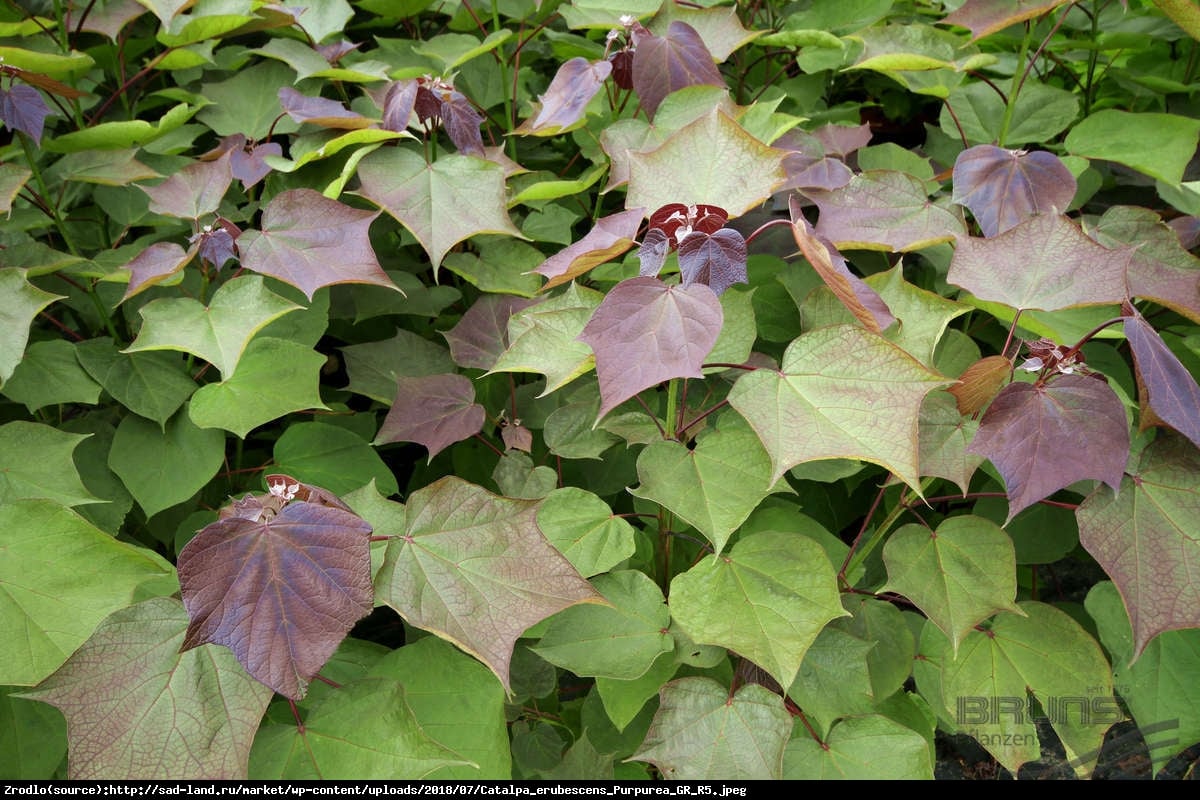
[631,21,725,120]
[1124,311,1200,450]
[121,241,197,302]
[382,79,419,133]
[678,228,747,296]
[139,152,233,220]
[0,83,50,144]
[516,57,613,136]
[278,86,371,130]
[949,355,1012,415]
[533,207,645,291]
[952,145,1076,237]
[374,374,487,460]
[442,294,541,371]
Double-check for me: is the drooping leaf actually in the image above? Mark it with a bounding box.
[238,189,398,300]
[625,107,788,219]
[0,83,50,144]
[629,677,792,779]
[442,294,540,371]
[124,274,301,380]
[670,531,848,690]
[948,355,1012,415]
[631,22,725,120]
[1124,311,1200,449]
[881,515,1024,653]
[630,412,780,554]
[941,0,1071,42]
[0,268,66,386]
[1085,581,1200,776]
[1091,205,1200,324]
[355,148,524,274]
[808,170,966,251]
[0,421,100,507]
[178,497,373,700]
[139,151,233,219]
[20,597,272,779]
[516,57,613,136]
[533,208,645,291]
[1065,109,1200,184]
[277,86,371,129]
[1077,433,1200,657]
[968,375,1129,521]
[0,499,177,686]
[578,276,723,419]
[74,338,197,429]
[120,241,196,301]
[728,324,953,489]
[488,282,603,395]
[374,373,486,460]
[677,227,747,296]
[952,145,1077,237]
[784,715,934,779]
[373,476,604,693]
[948,213,1132,311]
[535,487,637,578]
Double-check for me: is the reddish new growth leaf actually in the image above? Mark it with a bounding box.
[534,207,645,291]
[0,83,50,144]
[967,375,1129,522]
[649,203,728,247]
[374,373,487,460]
[501,421,533,452]
[238,188,399,300]
[578,276,723,419]
[631,21,725,120]
[516,57,613,136]
[790,196,894,334]
[678,228,747,296]
[952,145,1076,237]
[190,216,241,270]
[442,294,541,370]
[381,79,418,133]
[203,134,281,189]
[1124,311,1200,450]
[414,76,485,157]
[949,355,1012,415]
[278,86,371,129]
[178,481,374,700]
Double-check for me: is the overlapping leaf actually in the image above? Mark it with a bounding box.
[178,497,374,700]
[75,338,197,428]
[917,391,985,495]
[121,241,196,301]
[1091,205,1200,323]
[533,208,645,291]
[952,145,1076,237]
[373,477,604,693]
[968,375,1129,521]
[20,597,273,779]
[1124,311,1200,449]
[488,282,602,394]
[0,421,100,507]
[630,22,726,120]
[1077,433,1200,657]
[374,373,486,460]
[578,276,723,419]
[139,152,233,219]
[535,487,637,578]
[728,324,953,489]
[109,407,227,519]
[0,268,65,385]
[808,170,966,251]
[442,295,540,371]
[784,715,934,779]
[0,83,50,143]
[278,86,371,129]
[239,189,398,300]
[516,57,612,136]
[941,0,1071,42]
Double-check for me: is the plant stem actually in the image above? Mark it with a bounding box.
[664,378,679,440]
[842,476,936,582]
[997,24,1034,147]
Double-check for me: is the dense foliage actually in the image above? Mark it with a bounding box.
[2,0,1200,781]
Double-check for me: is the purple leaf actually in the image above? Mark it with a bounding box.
[1090,206,1200,323]
[442,294,541,371]
[139,152,233,220]
[374,374,487,460]
[1168,215,1200,250]
[648,203,728,247]
[192,217,240,270]
[967,375,1129,522]
[631,21,725,120]
[517,57,613,136]
[502,422,532,452]
[121,241,197,302]
[809,170,965,251]
[781,152,854,193]
[610,49,634,90]
[578,276,723,419]
[942,0,1071,42]
[439,90,486,157]
[952,145,1076,237]
[678,228,747,296]
[0,83,50,144]
[381,79,418,133]
[239,188,398,300]
[316,39,361,63]
[178,499,374,700]
[1124,311,1200,450]
[812,122,872,158]
[637,228,671,278]
[533,207,645,290]
[203,134,279,189]
[278,86,371,129]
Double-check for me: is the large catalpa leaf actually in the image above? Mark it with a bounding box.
[1091,205,1200,323]
[881,515,1023,654]
[629,412,781,554]
[968,375,1129,522]
[239,189,398,300]
[578,276,723,419]
[20,597,273,779]
[442,294,540,371]
[0,268,65,385]
[784,715,934,779]
[918,602,1116,777]
[177,497,374,700]
[355,148,523,275]
[535,487,637,578]
[374,373,486,460]
[630,21,726,120]
[1085,581,1200,776]
[917,391,984,494]
[948,213,1133,311]
[808,170,966,251]
[373,477,604,693]
[139,151,233,220]
[1077,433,1200,657]
[951,145,1076,237]
[0,499,177,686]
[669,531,848,691]
[109,407,226,519]
[516,56,612,136]
[1124,311,1200,449]
[629,677,792,780]
[488,282,603,394]
[124,274,301,380]
[727,324,953,489]
[625,107,789,220]
[533,208,645,291]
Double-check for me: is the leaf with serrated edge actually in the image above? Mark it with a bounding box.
[374,477,603,693]
[1077,433,1200,657]
[808,170,966,252]
[578,277,723,419]
[629,677,791,780]
[728,324,953,489]
[488,282,602,395]
[967,375,1128,522]
[374,373,486,460]
[882,515,1024,654]
[670,531,847,690]
[178,500,373,700]
[20,597,272,779]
